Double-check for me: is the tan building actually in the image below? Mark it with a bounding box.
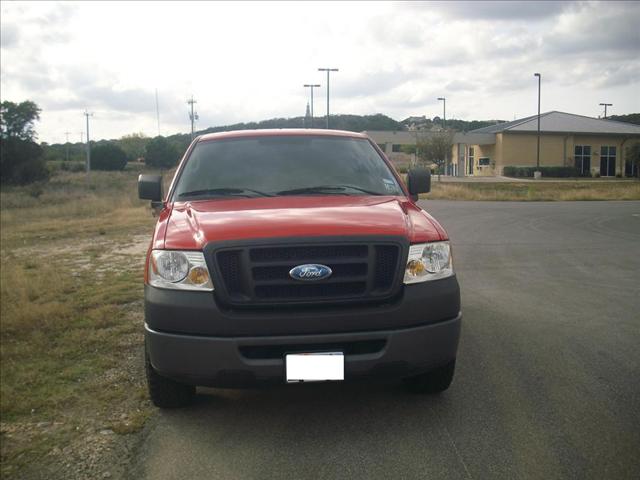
[365,130,495,176]
[364,130,419,168]
[453,111,640,177]
[367,112,640,177]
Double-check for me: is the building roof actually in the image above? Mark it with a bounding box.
[470,111,640,135]
[364,130,496,145]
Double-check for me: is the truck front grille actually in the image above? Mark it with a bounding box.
[210,238,405,307]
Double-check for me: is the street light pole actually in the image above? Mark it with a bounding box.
[437,97,446,129]
[534,73,541,169]
[303,84,321,128]
[84,111,93,176]
[318,68,339,129]
[599,103,612,119]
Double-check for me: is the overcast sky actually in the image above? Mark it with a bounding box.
[1,1,639,144]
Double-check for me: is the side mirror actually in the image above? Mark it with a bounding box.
[407,168,431,200]
[138,174,163,202]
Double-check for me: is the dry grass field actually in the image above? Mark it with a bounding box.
[1,168,157,479]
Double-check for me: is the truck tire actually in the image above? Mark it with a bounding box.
[145,349,195,408]
[403,359,456,394]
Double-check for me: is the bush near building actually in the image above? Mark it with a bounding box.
[503,166,586,178]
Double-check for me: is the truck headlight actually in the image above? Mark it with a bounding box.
[149,250,214,291]
[404,242,453,284]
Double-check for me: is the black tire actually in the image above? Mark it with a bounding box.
[403,359,456,394]
[145,349,195,408]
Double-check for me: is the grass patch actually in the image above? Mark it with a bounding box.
[424,181,640,201]
[1,170,158,478]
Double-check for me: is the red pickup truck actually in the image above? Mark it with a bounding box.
[138,129,461,408]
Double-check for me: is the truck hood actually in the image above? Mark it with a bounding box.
[158,196,447,250]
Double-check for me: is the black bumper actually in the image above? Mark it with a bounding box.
[145,277,461,387]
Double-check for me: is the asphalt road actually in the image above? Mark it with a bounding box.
[131,201,640,480]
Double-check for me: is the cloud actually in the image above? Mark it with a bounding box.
[429,0,572,21]
[0,22,19,48]
[334,69,410,99]
[1,1,638,143]
[445,80,476,92]
[42,86,153,113]
[543,2,640,55]
[593,63,640,88]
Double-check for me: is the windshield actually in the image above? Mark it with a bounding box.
[172,136,403,200]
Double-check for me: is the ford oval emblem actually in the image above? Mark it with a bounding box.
[289,264,333,281]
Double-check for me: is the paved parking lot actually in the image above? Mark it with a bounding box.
[131,201,640,480]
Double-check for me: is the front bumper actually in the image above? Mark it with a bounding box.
[145,276,461,387]
[145,275,460,337]
[146,313,461,387]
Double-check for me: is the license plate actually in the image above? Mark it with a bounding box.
[285,352,344,383]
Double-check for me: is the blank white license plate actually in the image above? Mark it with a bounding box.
[285,352,344,382]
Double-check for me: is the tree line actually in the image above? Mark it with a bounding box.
[4,99,639,185]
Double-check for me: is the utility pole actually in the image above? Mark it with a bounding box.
[187,95,198,140]
[599,102,612,119]
[437,97,446,129]
[534,73,541,169]
[79,132,84,143]
[64,131,71,162]
[155,88,161,136]
[84,111,93,176]
[318,68,338,129]
[303,84,321,128]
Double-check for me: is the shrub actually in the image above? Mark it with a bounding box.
[0,138,49,184]
[145,136,179,169]
[503,166,582,178]
[91,143,128,171]
[57,161,85,173]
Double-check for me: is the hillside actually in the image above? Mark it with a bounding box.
[608,113,640,125]
[41,112,640,163]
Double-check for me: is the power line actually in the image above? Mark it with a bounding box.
[64,131,72,161]
[84,110,93,176]
[187,95,198,140]
[599,102,612,119]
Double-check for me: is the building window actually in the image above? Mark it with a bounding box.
[468,147,474,175]
[600,146,616,176]
[478,157,490,166]
[392,144,401,153]
[574,145,591,175]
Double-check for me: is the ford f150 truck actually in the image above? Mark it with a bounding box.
[138,129,461,408]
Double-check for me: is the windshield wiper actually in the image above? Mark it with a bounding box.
[276,185,384,196]
[177,188,273,198]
